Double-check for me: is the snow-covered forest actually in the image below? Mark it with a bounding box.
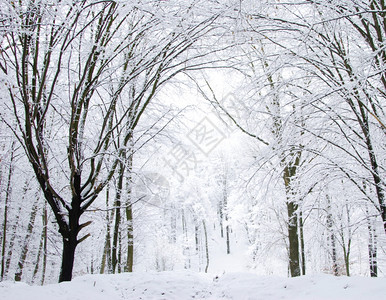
[0,0,385,298]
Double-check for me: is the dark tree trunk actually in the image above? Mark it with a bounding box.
[112,163,124,273]
[59,173,82,282]
[287,201,301,277]
[357,105,386,235]
[59,236,78,282]
[284,160,301,277]
[125,205,134,272]
[365,139,386,234]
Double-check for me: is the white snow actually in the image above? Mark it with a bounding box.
[1,271,385,300]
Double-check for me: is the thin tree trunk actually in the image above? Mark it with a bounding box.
[195,224,199,253]
[224,200,230,255]
[219,199,224,238]
[195,220,201,272]
[118,230,122,273]
[223,178,230,254]
[125,205,134,272]
[1,142,15,280]
[41,202,47,285]
[4,200,23,277]
[112,163,124,273]
[342,241,350,277]
[299,210,306,275]
[32,235,43,283]
[368,221,377,277]
[112,205,121,273]
[357,103,386,234]
[90,253,94,274]
[366,207,377,277]
[32,207,45,284]
[330,233,339,276]
[344,202,352,277]
[31,204,48,285]
[125,154,133,273]
[326,195,339,276]
[170,204,177,244]
[202,220,209,273]
[225,224,231,255]
[15,195,40,281]
[101,184,112,274]
[340,211,351,277]
[182,210,190,269]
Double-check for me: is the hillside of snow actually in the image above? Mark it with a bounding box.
[1,271,385,300]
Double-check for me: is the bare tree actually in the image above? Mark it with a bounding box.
[0,0,223,281]
[305,0,386,233]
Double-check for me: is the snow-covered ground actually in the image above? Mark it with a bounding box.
[1,271,384,300]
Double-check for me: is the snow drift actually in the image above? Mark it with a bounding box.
[1,271,385,300]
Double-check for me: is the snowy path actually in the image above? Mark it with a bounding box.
[1,271,385,300]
